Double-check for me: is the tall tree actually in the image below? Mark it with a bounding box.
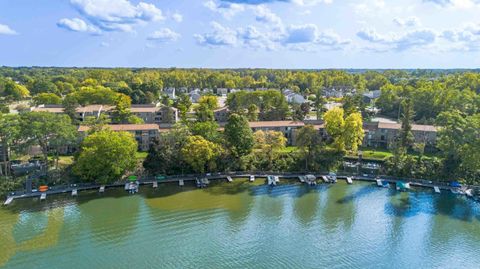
[0,114,20,177]
[324,107,346,151]
[224,113,254,157]
[296,125,321,170]
[344,112,365,152]
[253,130,287,170]
[399,99,415,149]
[73,130,137,184]
[181,135,221,173]
[20,112,77,174]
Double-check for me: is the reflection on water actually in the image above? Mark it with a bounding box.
[0,180,479,269]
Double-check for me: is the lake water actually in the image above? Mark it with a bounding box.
[1,179,479,269]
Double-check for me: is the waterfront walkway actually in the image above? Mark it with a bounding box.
[3,172,478,205]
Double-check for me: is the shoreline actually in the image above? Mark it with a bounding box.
[3,172,479,205]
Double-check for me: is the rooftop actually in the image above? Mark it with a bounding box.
[78,124,160,132]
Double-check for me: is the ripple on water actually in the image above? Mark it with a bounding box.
[0,182,479,269]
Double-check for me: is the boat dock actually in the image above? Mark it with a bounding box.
[179,180,184,186]
[40,193,46,201]
[267,175,277,186]
[226,176,233,183]
[4,197,13,206]
[434,186,441,193]
[72,189,78,196]
[346,177,353,184]
[99,186,105,193]
[153,181,158,188]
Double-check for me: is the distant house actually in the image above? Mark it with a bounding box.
[216,88,228,96]
[214,107,229,123]
[363,90,381,104]
[283,89,306,104]
[78,124,163,151]
[323,87,357,98]
[164,88,176,99]
[189,91,201,103]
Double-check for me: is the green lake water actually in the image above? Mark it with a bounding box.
[1,179,479,269]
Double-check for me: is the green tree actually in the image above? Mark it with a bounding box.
[20,112,77,173]
[253,130,287,170]
[191,121,221,142]
[181,135,221,173]
[296,125,321,170]
[344,112,364,152]
[73,130,137,184]
[143,124,191,175]
[224,113,254,157]
[0,114,20,177]
[399,99,415,149]
[33,93,62,106]
[324,107,346,151]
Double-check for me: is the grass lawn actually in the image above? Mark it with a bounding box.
[345,148,393,161]
[136,151,149,160]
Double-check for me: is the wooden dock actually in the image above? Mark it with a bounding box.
[346,177,353,184]
[434,186,441,193]
[40,193,46,201]
[249,175,255,182]
[153,181,158,188]
[226,176,233,183]
[179,179,184,186]
[4,197,13,206]
[99,186,105,193]
[72,189,78,196]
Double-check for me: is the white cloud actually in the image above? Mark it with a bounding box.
[254,5,282,27]
[148,28,181,42]
[172,12,183,23]
[204,0,245,19]
[393,16,421,27]
[423,0,479,8]
[68,0,164,32]
[441,23,480,51]
[195,20,348,51]
[57,18,100,34]
[0,24,17,35]
[194,21,238,46]
[357,28,437,51]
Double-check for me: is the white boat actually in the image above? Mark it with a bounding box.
[249,175,255,182]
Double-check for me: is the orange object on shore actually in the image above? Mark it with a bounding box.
[39,186,48,192]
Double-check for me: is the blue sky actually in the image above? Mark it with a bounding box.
[1,0,480,68]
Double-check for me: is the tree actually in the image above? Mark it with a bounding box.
[33,93,62,106]
[191,121,221,142]
[344,112,364,152]
[110,94,143,124]
[73,130,137,184]
[198,95,219,110]
[0,114,20,177]
[175,94,192,121]
[144,124,191,175]
[399,99,415,149]
[253,130,287,170]
[314,89,325,119]
[181,135,221,173]
[296,125,321,170]
[2,80,30,101]
[247,104,259,121]
[20,112,77,173]
[224,113,254,157]
[194,103,215,122]
[324,107,346,151]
